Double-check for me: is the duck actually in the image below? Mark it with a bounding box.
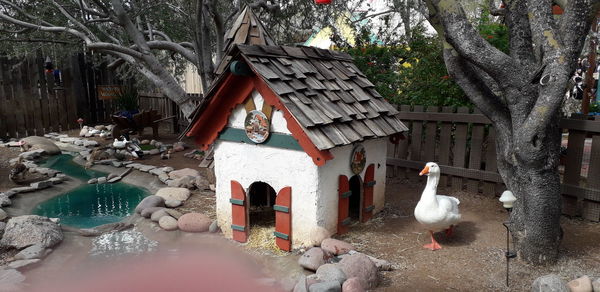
[414,162,461,251]
[9,156,28,182]
[112,138,127,149]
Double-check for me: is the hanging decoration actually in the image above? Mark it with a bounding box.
[350,144,366,175]
[244,110,270,143]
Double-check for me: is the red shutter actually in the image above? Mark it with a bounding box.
[337,175,350,235]
[274,187,292,251]
[230,180,247,243]
[362,164,376,222]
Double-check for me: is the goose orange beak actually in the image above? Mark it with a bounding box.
[419,166,430,176]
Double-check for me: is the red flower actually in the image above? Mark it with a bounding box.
[441,75,450,80]
[361,48,367,53]
[367,61,375,66]
[487,35,494,39]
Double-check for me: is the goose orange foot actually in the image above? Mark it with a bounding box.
[423,230,442,251]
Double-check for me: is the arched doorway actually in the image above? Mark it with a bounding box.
[349,175,362,221]
[248,182,277,227]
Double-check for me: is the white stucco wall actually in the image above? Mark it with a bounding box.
[316,138,388,234]
[227,90,291,134]
[214,140,320,248]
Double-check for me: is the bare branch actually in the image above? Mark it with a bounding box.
[0,0,53,26]
[50,0,100,41]
[143,29,172,42]
[146,40,197,64]
[0,37,76,44]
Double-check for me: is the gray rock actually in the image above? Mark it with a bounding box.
[592,278,600,292]
[87,178,98,184]
[140,139,150,145]
[137,165,156,172]
[135,196,165,214]
[209,220,219,233]
[112,161,123,168]
[2,190,17,198]
[59,137,77,143]
[169,168,200,180]
[48,177,63,185]
[338,253,378,289]
[14,244,47,260]
[83,140,99,147]
[19,149,45,160]
[30,180,53,189]
[158,173,170,183]
[309,281,341,292]
[194,175,210,190]
[321,239,355,255]
[177,213,211,232]
[293,275,308,292]
[148,149,160,155]
[149,168,166,176]
[346,251,392,271]
[107,173,119,180]
[73,139,85,146]
[21,136,61,155]
[160,167,174,173]
[0,194,11,207]
[316,264,346,285]
[141,207,165,218]
[0,208,7,220]
[0,215,63,249]
[8,259,41,270]
[566,276,592,292]
[341,277,364,292]
[11,186,37,193]
[150,209,169,222]
[0,268,25,290]
[158,216,178,231]
[165,200,182,208]
[164,209,183,219]
[0,222,6,232]
[156,187,191,201]
[97,177,107,184]
[532,274,568,292]
[299,247,328,271]
[108,177,121,183]
[167,175,196,189]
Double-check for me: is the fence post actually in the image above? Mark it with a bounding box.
[451,107,470,191]
[438,106,454,188]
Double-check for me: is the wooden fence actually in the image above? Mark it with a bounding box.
[387,105,600,221]
[138,92,202,133]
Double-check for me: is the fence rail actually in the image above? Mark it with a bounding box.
[387,105,600,221]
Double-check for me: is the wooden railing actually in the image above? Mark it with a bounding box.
[387,105,600,221]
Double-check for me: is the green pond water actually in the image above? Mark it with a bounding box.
[34,154,149,228]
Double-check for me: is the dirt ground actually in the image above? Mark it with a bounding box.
[2,129,600,291]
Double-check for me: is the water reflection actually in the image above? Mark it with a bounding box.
[91,230,158,257]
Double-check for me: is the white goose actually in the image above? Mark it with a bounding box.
[414,162,461,250]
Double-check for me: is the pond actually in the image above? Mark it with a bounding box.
[33,154,149,228]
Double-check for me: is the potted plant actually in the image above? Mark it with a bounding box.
[114,86,140,119]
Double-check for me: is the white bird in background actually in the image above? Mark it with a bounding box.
[414,162,461,251]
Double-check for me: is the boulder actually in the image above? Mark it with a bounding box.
[321,239,355,255]
[140,140,150,145]
[137,165,156,172]
[149,168,166,176]
[155,187,191,202]
[159,216,178,231]
[567,276,592,292]
[341,277,364,292]
[299,247,328,271]
[21,136,60,155]
[309,281,341,292]
[293,275,308,292]
[209,220,219,233]
[158,173,170,184]
[0,208,7,220]
[19,149,44,160]
[531,274,568,292]
[316,264,347,285]
[345,251,392,271]
[135,196,165,214]
[194,176,210,190]
[0,195,11,207]
[169,168,200,180]
[141,207,165,218]
[87,178,98,184]
[165,200,182,208]
[14,244,47,260]
[150,209,170,222]
[168,176,196,189]
[338,253,378,289]
[177,213,212,233]
[107,173,119,180]
[31,180,53,190]
[0,215,63,249]
[164,209,183,219]
[97,177,107,184]
[8,259,41,270]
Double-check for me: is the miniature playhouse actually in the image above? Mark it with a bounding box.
[186,7,407,251]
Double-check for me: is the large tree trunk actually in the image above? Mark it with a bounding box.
[496,111,563,265]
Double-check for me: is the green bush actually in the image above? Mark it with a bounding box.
[114,86,139,111]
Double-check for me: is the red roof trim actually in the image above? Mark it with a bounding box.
[186,73,255,149]
[185,73,333,166]
[253,76,333,166]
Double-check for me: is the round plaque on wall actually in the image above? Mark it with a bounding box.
[350,144,366,175]
[244,110,270,143]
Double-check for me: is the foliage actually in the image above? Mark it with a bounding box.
[477,8,509,54]
[590,101,600,113]
[114,86,139,111]
[344,27,470,107]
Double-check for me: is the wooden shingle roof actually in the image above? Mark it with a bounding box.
[235,44,408,150]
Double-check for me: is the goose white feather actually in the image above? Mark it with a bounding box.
[414,162,461,232]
